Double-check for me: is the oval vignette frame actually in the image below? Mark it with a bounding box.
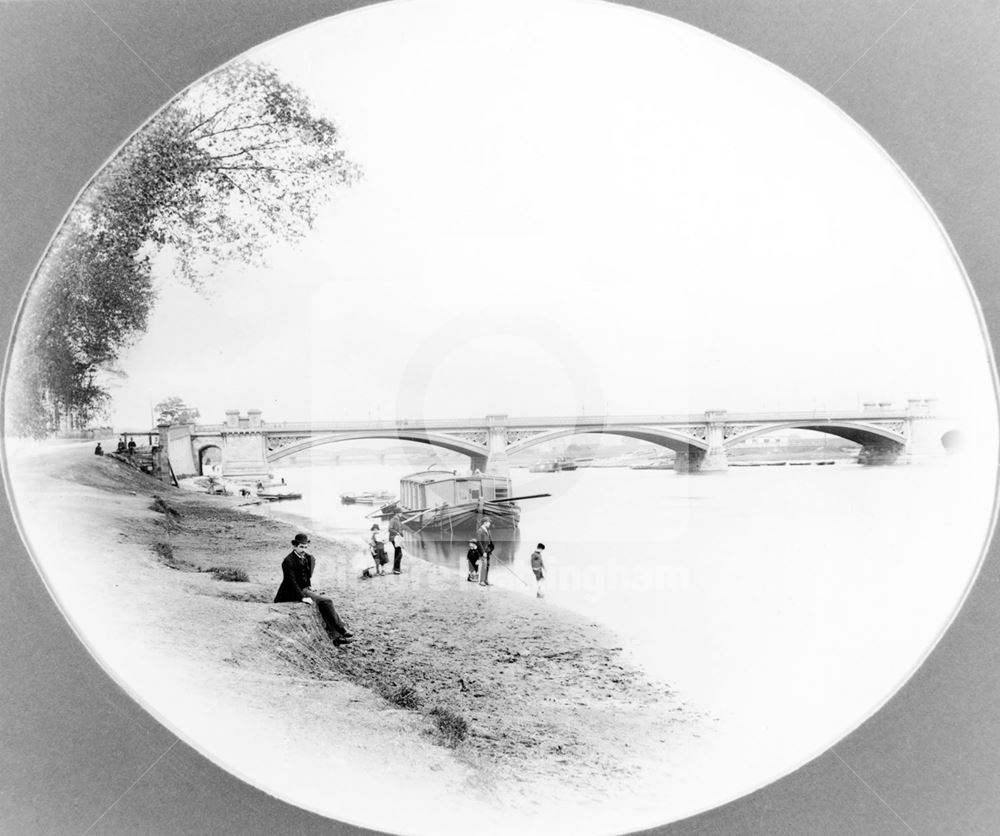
[1,2,999,835]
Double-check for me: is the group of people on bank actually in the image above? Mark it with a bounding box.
[361,515,405,578]
[93,438,137,457]
[464,519,547,597]
[465,518,496,586]
[273,518,548,648]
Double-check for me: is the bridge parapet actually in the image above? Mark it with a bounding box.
[201,406,938,434]
[163,403,951,479]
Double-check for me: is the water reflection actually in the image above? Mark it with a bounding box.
[257,456,995,766]
[404,526,523,572]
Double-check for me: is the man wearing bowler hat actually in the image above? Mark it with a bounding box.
[275,533,354,646]
[476,518,494,586]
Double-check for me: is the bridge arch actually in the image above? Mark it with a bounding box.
[506,426,710,457]
[722,421,906,450]
[196,444,223,476]
[266,430,488,463]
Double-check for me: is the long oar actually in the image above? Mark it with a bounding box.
[469,494,553,521]
[498,561,529,586]
[421,493,550,513]
[407,510,441,534]
[371,492,550,520]
[493,493,551,503]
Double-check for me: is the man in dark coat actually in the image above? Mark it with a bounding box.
[388,513,405,575]
[476,518,494,586]
[275,533,354,645]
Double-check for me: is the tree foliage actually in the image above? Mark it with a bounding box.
[154,396,200,425]
[6,61,360,437]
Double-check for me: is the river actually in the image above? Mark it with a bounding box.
[251,453,995,815]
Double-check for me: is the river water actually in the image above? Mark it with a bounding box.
[253,453,995,814]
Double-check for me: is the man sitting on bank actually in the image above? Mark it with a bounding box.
[274,533,354,646]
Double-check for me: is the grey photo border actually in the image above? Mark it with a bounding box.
[1,2,998,834]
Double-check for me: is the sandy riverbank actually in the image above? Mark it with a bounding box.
[5,443,710,835]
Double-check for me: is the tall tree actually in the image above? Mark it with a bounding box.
[6,61,360,437]
[153,396,200,425]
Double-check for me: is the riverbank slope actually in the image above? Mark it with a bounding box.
[5,443,707,835]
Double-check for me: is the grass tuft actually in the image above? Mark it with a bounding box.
[429,706,468,747]
[384,683,422,710]
[149,496,181,517]
[207,565,250,583]
[151,541,198,571]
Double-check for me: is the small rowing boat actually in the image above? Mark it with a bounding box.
[258,485,303,501]
[340,490,396,505]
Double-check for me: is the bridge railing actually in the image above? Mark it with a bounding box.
[189,408,926,434]
[708,410,913,422]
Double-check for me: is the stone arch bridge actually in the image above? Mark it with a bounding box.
[159,401,953,480]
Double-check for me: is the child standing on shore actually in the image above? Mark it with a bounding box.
[530,543,546,598]
[362,523,388,579]
[466,540,481,582]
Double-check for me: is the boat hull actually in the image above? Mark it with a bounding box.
[259,491,303,501]
[382,469,544,536]
[396,501,521,534]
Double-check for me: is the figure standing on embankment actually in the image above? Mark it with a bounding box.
[274,533,354,646]
[388,513,404,575]
[530,543,546,599]
[466,540,481,583]
[362,523,388,579]
[390,530,404,575]
[477,518,494,586]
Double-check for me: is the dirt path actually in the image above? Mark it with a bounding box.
[6,444,710,834]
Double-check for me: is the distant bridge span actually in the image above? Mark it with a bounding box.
[268,430,487,463]
[158,401,951,479]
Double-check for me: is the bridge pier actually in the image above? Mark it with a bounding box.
[700,449,729,471]
[700,410,729,472]
[901,399,948,463]
[483,414,510,476]
[217,409,269,480]
[857,440,904,465]
[673,448,704,473]
[671,412,730,472]
[674,446,729,473]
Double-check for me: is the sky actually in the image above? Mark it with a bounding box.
[81,0,994,434]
